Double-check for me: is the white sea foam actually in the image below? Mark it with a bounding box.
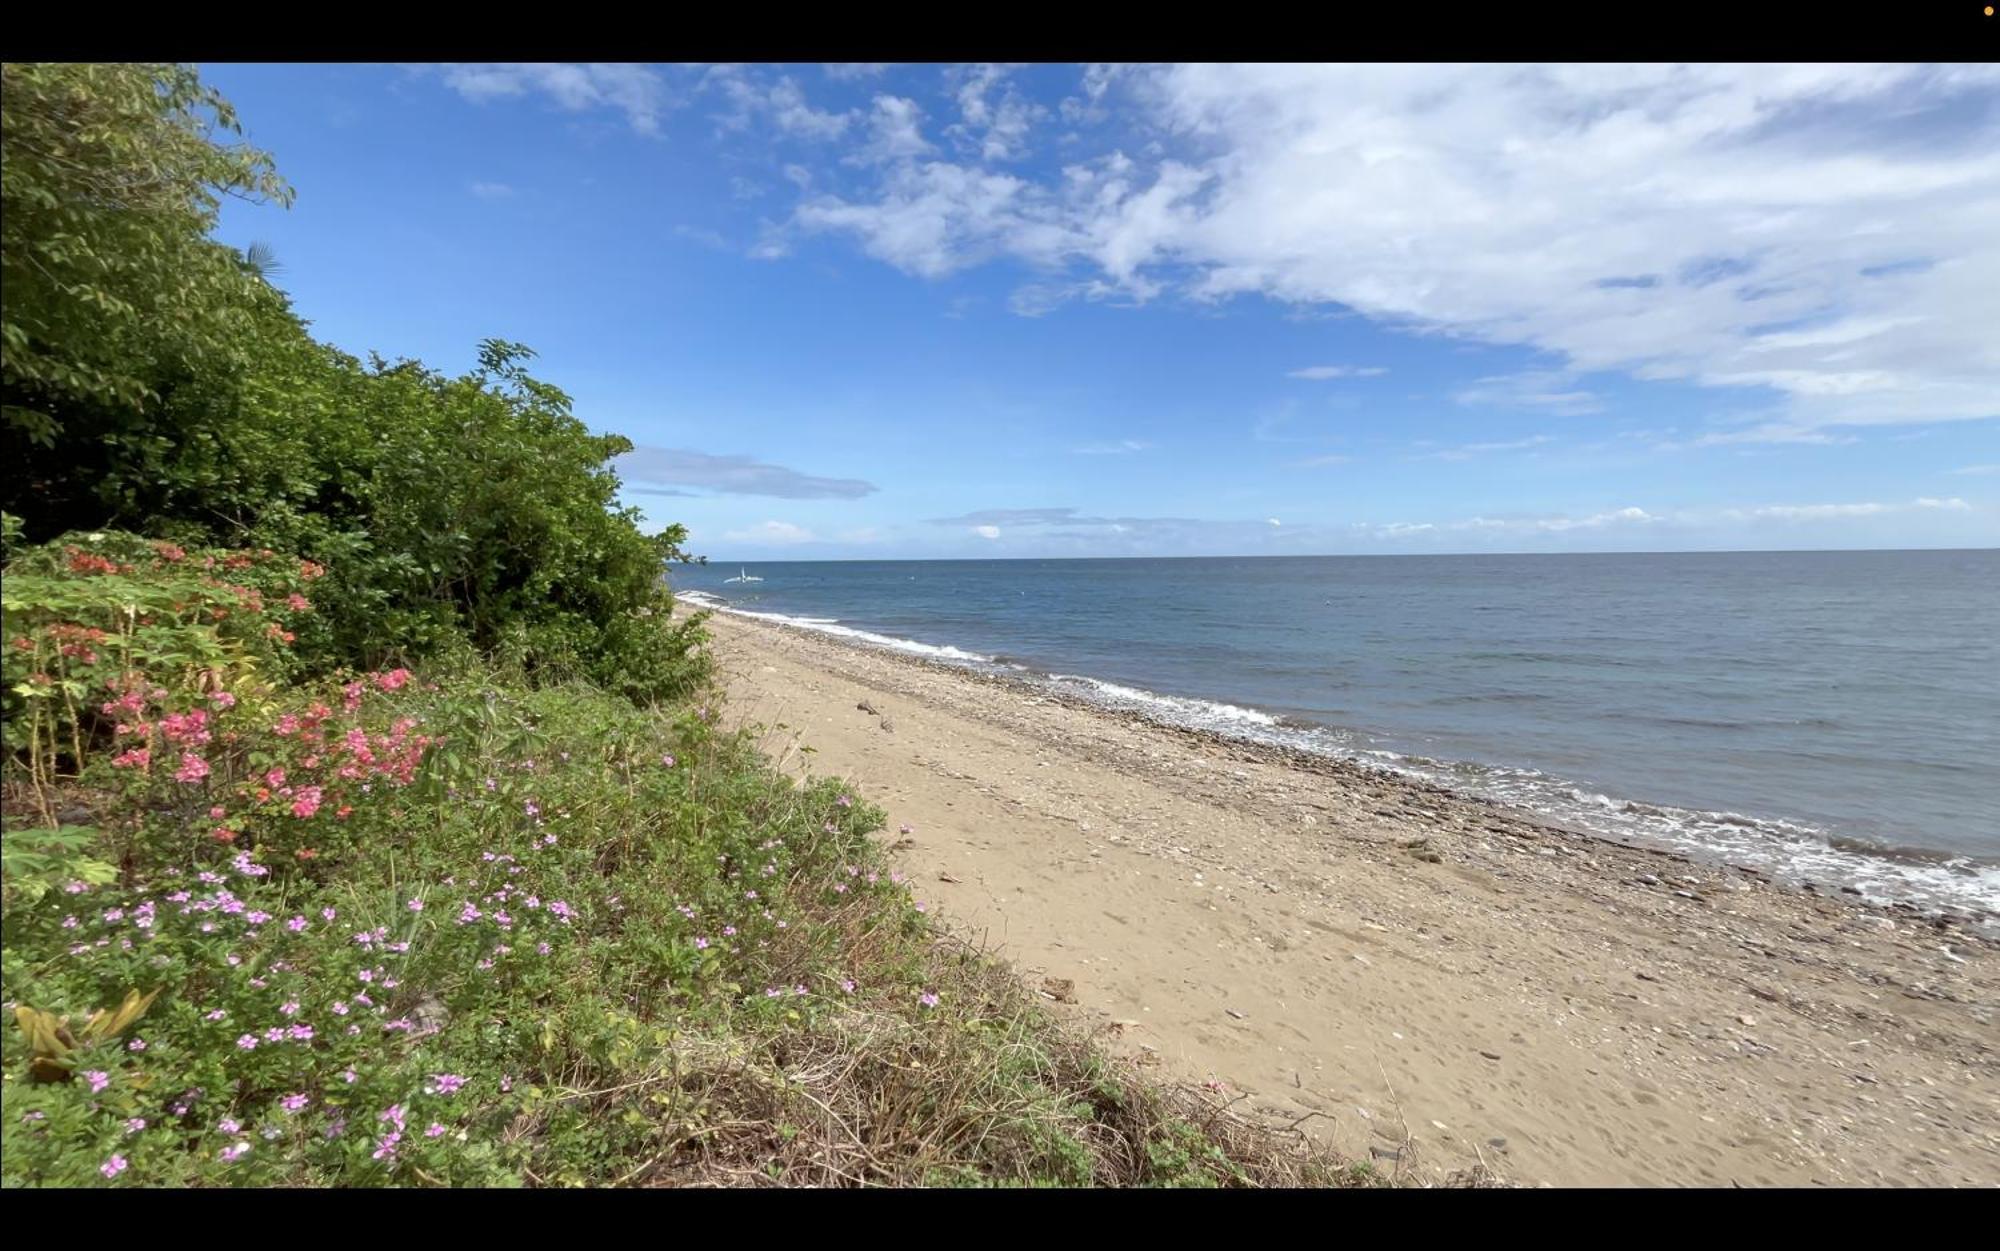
[691,587,1997,925]
[1047,674,1280,728]
[712,604,992,663]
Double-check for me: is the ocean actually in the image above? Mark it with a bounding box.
[673,550,2000,918]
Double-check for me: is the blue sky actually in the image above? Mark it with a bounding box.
[205,63,1999,558]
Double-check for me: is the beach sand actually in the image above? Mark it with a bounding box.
[690,606,1999,1187]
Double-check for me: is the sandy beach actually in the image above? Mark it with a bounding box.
[690,606,1998,1187]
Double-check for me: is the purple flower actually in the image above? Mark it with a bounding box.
[280,1094,309,1113]
[220,1142,250,1163]
[100,1155,128,1179]
[207,1010,227,1021]
[218,1117,241,1134]
[127,1038,147,1052]
[125,1117,146,1134]
[83,1070,110,1094]
[426,1074,467,1096]
[694,936,709,950]
[322,907,338,921]
[426,1122,447,1138]
[287,916,308,933]
[407,897,424,912]
[919,992,940,1009]
[280,1000,300,1016]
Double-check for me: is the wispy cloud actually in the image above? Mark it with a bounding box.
[1292,454,1352,467]
[721,520,818,545]
[774,64,2000,432]
[1454,372,1602,417]
[1072,439,1154,455]
[1949,463,1999,476]
[1287,364,1388,380]
[1422,434,1556,461]
[468,181,515,200]
[1718,496,1970,521]
[618,447,877,499]
[431,63,673,135]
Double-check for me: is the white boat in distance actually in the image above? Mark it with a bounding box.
[723,567,764,584]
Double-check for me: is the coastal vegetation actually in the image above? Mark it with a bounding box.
[0,62,1346,1187]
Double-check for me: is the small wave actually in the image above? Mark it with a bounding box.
[717,605,992,663]
[1047,674,1280,728]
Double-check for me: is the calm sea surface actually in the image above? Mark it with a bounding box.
[674,551,2000,916]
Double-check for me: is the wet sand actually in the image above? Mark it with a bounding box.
[692,606,1999,1187]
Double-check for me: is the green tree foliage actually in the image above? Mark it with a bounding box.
[0,62,290,447]
[0,64,707,702]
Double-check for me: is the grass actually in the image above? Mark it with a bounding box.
[3,573,1368,1186]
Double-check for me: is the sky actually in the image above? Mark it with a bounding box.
[204,63,2000,559]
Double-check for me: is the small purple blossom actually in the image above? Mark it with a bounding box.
[100,1155,128,1179]
[83,1070,110,1094]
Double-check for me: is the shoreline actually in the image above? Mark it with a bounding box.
[688,603,1999,1186]
[682,593,1995,930]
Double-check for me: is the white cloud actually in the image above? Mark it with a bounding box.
[948,64,1044,162]
[824,63,890,81]
[1266,517,1282,526]
[1424,434,1556,461]
[1287,364,1388,380]
[1455,372,1602,416]
[618,447,877,499]
[974,524,1002,539]
[705,66,855,140]
[1710,497,1967,522]
[434,63,671,135]
[1072,439,1154,454]
[1949,463,1999,476]
[722,520,818,545]
[848,96,933,166]
[791,64,2000,430]
[1293,454,1352,467]
[468,181,515,199]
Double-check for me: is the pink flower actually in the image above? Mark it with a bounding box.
[407,897,424,912]
[281,1094,309,1113]
[660,753,676,768]
[918,992,940,1009]
[83,1070,110,1094]
[209,690,237,708]
[219,1143,250,1163]
[100,1155,128,1179]
[291,786,324,819]
[125,1117,146,1134]
[426,1123,447,1138]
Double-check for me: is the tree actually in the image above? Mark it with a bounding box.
[1,62,291,447]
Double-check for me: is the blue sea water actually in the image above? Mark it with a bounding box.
[674,551,2000,917]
